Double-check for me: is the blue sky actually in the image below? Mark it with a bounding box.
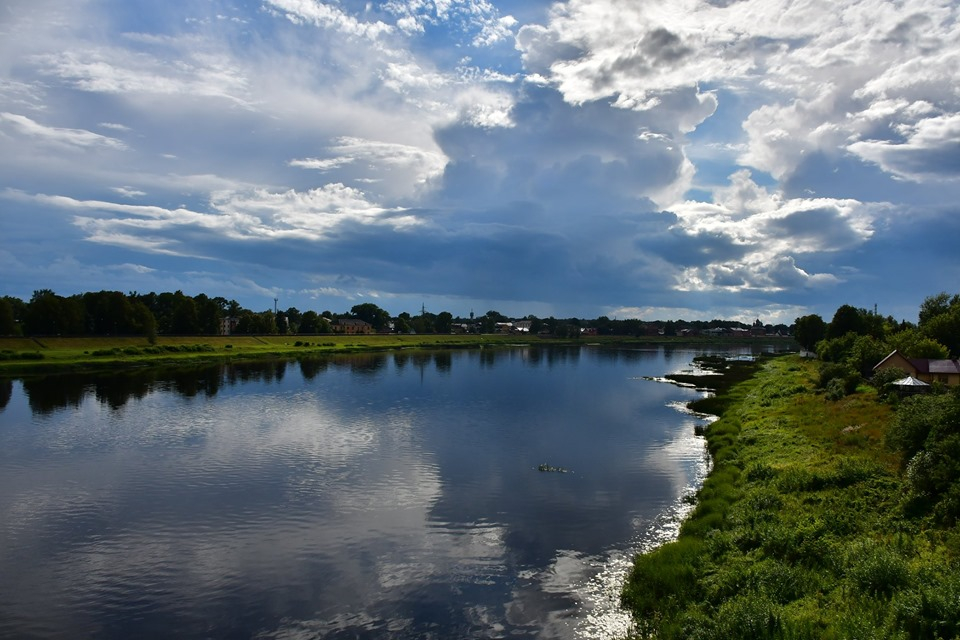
[2,0,958,323]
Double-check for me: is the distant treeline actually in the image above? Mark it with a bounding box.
[0,289,794,339]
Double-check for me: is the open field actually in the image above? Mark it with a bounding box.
[0,334,528,374]
[622,355,960,639]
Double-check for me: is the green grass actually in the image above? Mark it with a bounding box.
[0,334,509,373]
[622,355,960,639]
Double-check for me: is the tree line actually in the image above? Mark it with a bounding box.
[794,293,960,364]
[0,289,795,339]
[789,292,960,405]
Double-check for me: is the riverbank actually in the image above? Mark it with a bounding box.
[0,334,793,376]
[622,354,960,639]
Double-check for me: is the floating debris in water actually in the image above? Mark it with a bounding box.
[537,463,569,473]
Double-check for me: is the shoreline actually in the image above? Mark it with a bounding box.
[0,335,795,377]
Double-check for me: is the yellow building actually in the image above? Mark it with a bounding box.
[874,350,960,386]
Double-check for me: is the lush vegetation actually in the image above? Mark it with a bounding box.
[621,353,960,639]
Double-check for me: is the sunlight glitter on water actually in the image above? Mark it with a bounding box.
[569,397,714,640]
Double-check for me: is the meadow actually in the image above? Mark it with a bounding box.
[622,354,960,639]
[0,334,540,374]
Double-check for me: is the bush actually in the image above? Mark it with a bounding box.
[846,541,910,597]
[0,351,44,361]
[887,394,957,460]
[818,362,860,398]
[710,595,783,640]
[892,570,960,639]
[871,366,907,397]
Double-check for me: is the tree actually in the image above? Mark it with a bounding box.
[435,311,453,334]
[394,312,412,334]
[285,307,302,334]
[847,334,889,377]
[81,291,139,335]
[194,293,222,335]
[234,310,277,334]
[0,297,18,335]
[887,328,950,359]
[827,304,865,339]
[923,311,960,357]
[793,314,826,351]
[131,300,157,343]
[170,292,199,334]
[917,292,960,357]
[412,312,436,334]
[918,292,957,326]
[299,310,321,333]
[350,303,390,332]
[25,290,83,335]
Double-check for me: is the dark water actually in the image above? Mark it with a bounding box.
[0,344,781,639]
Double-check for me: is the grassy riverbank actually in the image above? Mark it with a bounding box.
[622,354,960,639]
[0,334,543,375]
[0,334,792,376]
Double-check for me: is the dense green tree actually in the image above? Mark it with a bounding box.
[298,310,321,333]
[917,292,960,357]
[284,307,302,334]
[847,334,890,377]
[131,300,157,343]
[170,292,199,334]
[816,332,858,363]
[82,291,136,335]
[194,293,222,335]
[923,312,960,357]
[25,290,84,335]
[435,311,453,334]
[827,304,865,339]
[234,310,277,334]
[412,312,436,334]
[351,303,391,332]
[918,292,957,326]
[887,328,950,359]
[394,312,412,334]
[793,314,826,351]
[0,297,21,335]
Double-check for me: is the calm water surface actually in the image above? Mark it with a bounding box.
[0,345,779,639]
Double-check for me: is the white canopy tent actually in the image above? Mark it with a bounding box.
[891,376,930,395]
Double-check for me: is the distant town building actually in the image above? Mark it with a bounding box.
[333,318,374,334]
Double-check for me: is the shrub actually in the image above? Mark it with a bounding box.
[846,541,910,597]
[892,570,960,639]
[824,377,848,400]
[817,362,860,393]
[887,393,956,460]
[710,595,783,640]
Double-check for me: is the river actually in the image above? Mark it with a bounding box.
[0,344,783,639]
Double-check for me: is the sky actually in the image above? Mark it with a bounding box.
[1,0,959,324]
